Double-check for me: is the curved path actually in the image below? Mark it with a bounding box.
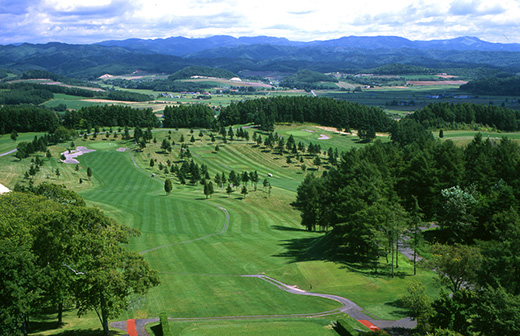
[0,148,17,157]
[111,273,414,335]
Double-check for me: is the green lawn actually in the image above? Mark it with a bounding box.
[0,132,46,154]
[0,127,438,335]
[440,130,520,146]
[166,319,338,335]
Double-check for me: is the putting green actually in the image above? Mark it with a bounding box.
[87,141,119,149]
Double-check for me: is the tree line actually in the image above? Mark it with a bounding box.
[0,184,159,336]
[63,105,160,129]
[0,106,59,133]
[460,75,520,96]
[163,104,216,129]
[218,96,395,133]
[292,127,520,334]
[407,102,520,131]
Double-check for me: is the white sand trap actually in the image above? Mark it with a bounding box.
[317,134,331,140]
[116,147,128,152]
[60,146,96,164]
[0,183,10,194]
[302,129,315,133]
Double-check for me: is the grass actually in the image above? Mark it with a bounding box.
[0,132,46,154]
[317,87,520,112]
[168,319,338,335]
[0,126,438,335]
[146,318,345,336]
[439,130,520,146]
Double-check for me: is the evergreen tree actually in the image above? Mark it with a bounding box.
[164,178,173,194]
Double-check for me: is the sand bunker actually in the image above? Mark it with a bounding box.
[317,134,331,140]
[116,147,128,152]
[60,146,96,164]
[0,183,10,194]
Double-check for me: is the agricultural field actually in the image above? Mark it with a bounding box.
[0,125,436,335]
[317,86,520,113]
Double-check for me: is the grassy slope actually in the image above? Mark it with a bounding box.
[1,127,436,335]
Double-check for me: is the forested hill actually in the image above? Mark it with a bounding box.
[2,38,520,79]
[460,76,520,96]
[97,35,520,56]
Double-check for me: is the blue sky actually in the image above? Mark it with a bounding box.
[1,0,519,44]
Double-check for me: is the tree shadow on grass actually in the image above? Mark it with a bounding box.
[384,327,414,336]
[271,224,313,232]
[50,329,118,336]
[273,233,344,263]
[384,298,408,316]
[274,233,412,278]
[150,323,162,336]
[28,320,58,334]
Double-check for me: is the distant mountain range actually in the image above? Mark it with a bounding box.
[1,35,520,79]
[96,35,520,57]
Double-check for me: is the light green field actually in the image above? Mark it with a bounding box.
[42,93,102,110]
[156,319,339,336]
[0,132,46,154]
[2,127,436,335]
[439,130,520,146]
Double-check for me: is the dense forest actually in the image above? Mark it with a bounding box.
[163,104,216,129]
[106,90,152,102]
[367,64,437,75]
[0,82,97,99]
[219,96,394,133]
[460,75,520,96]
[293,125,520,335]
[0,106,59,133]
[406,102,520,131]
[62,105,160,129]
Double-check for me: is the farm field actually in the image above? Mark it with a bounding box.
[317,86,520,112]
[0,125,438,335]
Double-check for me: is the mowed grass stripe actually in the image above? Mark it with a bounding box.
[122,273,338,319]
[79,150,224,239]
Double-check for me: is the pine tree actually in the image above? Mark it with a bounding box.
[164,178,173,194]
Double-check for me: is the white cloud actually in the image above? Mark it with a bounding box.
[0,0,519,44]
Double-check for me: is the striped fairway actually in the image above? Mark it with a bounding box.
[78,149,341,320]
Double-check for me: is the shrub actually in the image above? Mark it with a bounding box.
[159,312,171,336]
[335,319,358,336]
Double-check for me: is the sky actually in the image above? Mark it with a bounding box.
[1,0,520,45]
